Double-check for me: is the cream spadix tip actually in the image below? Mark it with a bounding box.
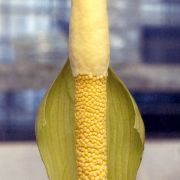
[69,0,110,76]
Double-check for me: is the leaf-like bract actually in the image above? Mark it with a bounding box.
[36,60,144,180]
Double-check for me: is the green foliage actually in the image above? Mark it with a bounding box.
[36,60,144,180]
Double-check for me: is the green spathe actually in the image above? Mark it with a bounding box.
[36,60,144,180]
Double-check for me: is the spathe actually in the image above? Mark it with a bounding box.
[36,60,144,180]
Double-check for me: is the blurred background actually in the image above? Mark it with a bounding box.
[0,0,180,179]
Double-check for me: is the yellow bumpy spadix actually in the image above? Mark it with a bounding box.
[69,0,110,178]
[75,75,107,179]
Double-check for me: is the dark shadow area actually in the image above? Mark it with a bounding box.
[142,26,180,63]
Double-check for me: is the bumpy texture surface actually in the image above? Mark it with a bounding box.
[75,75,107,179]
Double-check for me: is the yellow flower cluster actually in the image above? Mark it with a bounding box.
[75,75,107,179]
